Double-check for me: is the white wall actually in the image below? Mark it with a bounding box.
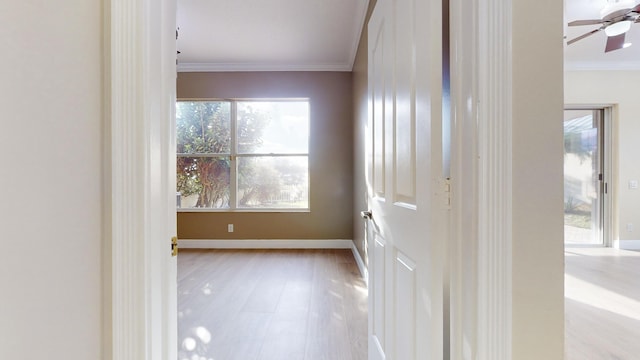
[0,1,103,358]
[565,70,640,245]
[512,0,565,358]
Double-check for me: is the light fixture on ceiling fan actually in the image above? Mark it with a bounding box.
[567,0,640,52]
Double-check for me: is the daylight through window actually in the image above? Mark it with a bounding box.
[176,99,310,210]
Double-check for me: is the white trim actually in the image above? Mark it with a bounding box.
[347,0,371,71]
[108,0,177,358]
[477,0,512,358]
[179,238,369,282]
[177,62,352,72]
[604,106,615,248]
[565,61,640,71]
[178,239,353,249]
[613,240,640,250]
[351,242,369,284]
[109,0,147,358]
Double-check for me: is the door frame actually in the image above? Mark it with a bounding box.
[563,105,615,248]
[449,0,513,358]
[104,0,516,358]
[104,0,178,358]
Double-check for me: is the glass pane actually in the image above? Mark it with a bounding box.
[237,156,309,209]
[564,110,601,244]
[237,101,309,154]
[177,156,230,209]
[177,101,231,154]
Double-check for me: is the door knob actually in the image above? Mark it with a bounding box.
[360,210,372,220]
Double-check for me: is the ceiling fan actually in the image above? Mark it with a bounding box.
[567,1,640,52]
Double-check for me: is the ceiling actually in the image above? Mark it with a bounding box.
[176,0,640,72]
[176,0,369,72]
[565,0,640,70]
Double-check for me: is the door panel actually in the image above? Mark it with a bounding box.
[367,0,444,359]
[393,0,417,205]
[395,252,417,360]
[372,236,387,356]
[372,19,387,198]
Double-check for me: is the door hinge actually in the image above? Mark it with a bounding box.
[171,236,178,257]
[443,178,452,210]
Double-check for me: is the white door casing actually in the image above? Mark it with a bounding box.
[367,0,446,358]
[103,0,519,357]
[107,0,178,358]
[447,0,514,358]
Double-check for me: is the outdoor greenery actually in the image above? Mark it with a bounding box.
[177,101,267,208]
[176,101,308,209]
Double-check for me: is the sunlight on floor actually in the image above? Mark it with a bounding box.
[565,273,640,321]
[565,246,640,360]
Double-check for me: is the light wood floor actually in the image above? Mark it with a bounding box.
[565,247,640,360]
[177,249,368,360]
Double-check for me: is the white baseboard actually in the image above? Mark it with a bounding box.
[179,239,369,282]
[613,240,640,250]
[178,239,353,249]
[350,242,368,284]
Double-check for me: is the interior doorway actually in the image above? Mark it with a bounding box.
[563,107,611,246]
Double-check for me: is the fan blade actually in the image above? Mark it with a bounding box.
[567,28,603,45]
[605,33,626,52]
[568,19,604,26]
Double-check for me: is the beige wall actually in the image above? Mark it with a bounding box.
[512,0,565,358]
[565,70,640,243]
[0,1,103,358]
[177,72,354,240]
[352,0,377,264]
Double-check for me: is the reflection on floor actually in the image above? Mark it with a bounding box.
[564,225,596,245]
[565,247,640,360]
[177,249,368,360]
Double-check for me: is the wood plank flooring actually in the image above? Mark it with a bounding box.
[565,247,640,360]
[177,249,368,360]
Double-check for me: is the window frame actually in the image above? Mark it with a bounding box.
[176,98,311,212]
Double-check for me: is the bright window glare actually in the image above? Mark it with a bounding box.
[237,101,309,154]
[176,99,310,211]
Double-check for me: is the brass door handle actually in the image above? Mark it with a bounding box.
[171,236,178,257]
[360,210,372,220]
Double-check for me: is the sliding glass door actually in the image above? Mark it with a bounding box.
[563,109,607,245]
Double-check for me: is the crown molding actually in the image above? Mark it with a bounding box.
[177,62,352,72]
[346,0,371,71]
[565,60,640,71]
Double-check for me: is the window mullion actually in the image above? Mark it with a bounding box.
[229,101,238,210]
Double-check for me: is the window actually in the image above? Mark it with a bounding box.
[176,99,310,211]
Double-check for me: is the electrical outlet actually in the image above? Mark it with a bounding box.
[630,180,639,189]
[228,224,234,232]
[627,223,634,232]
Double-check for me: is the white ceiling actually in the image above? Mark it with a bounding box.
[176,0,369,72]
[177,0,640,72]
[565,0,640,70]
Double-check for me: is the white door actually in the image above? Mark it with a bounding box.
[366,0,445,359]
